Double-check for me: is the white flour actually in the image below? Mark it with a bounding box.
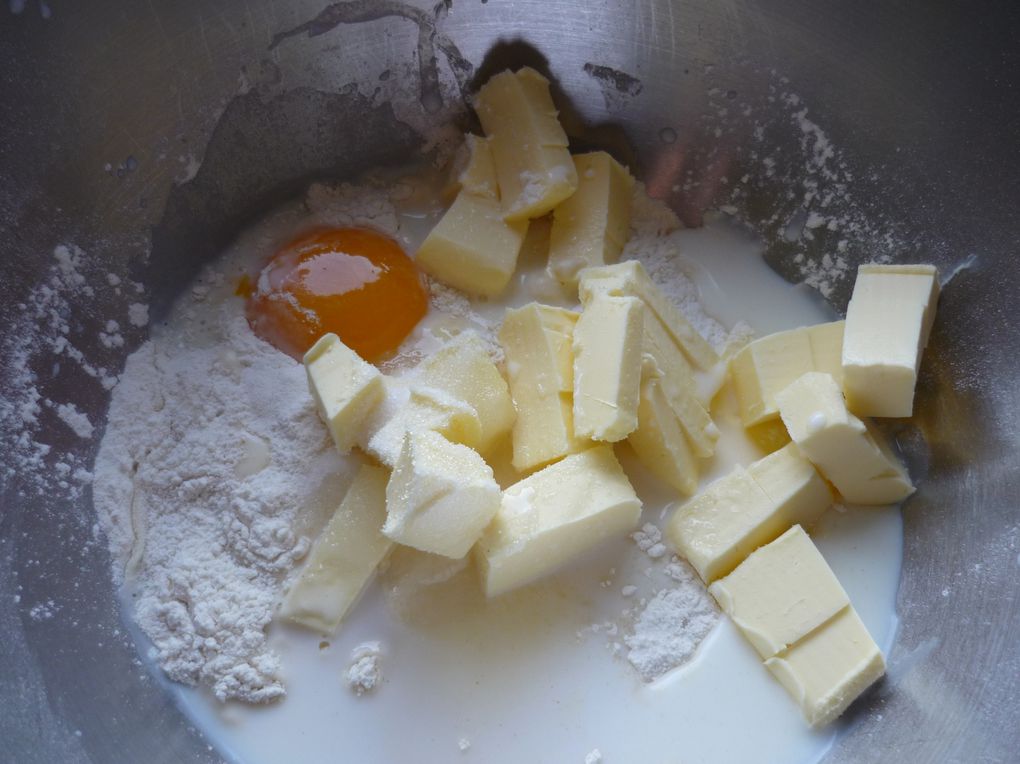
[1,241,139,499]
[624,560,719,682]
[621,524,720,682]
[577,516,720,683]
[93,313,348,702]
[345,641,384,696]
[55,403,94,440]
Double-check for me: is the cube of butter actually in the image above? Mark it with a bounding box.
[547,152,635,288]
[304,333,384,454]
[572,294,644,442]
[476,445,642,597]
[640,313,717,458]
[765,606,886,727]
[730,321,845,428]
[474,67,579,221]
[745,418,792,455]
[418,332,516,454]
[808,320,846,382]
[776,372,914,505]
[278,463,392,633]
[578,261,718,371]
[708,525,849,659]
[731,326,812,428]
[628,372,699,495]
[842,264,940,418]
[499,303,587,471]
[666,467,772,583]
[666,445,832,583]
[747,443,833,531]
[384,430,501,559]
[455,134,499,199]
[365,385,481,469]
[415,190,528,297]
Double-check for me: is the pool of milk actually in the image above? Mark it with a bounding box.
[138,198,901,764]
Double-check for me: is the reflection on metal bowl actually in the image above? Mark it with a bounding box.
[1,2,1018,763]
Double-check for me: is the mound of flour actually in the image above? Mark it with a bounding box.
[93,313,348,703]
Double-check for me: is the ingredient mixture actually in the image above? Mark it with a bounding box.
[91,66,937,762]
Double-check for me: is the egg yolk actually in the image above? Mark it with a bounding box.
[246,227,428,362]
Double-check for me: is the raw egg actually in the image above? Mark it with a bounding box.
[246,227,428,362]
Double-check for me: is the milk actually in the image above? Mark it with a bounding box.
[142,194,900,764]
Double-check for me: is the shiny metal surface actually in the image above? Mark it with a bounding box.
[1,2,1018,762]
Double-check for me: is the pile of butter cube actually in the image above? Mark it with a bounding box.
[276,66,941,728]
[677,262,939,726]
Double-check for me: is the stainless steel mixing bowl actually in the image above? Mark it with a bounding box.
[2,2,1018,762]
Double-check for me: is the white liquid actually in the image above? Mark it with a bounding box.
[141,197,901,764]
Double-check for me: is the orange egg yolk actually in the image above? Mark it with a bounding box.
[246,227,428,362]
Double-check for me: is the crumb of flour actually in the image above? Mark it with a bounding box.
[127,302,149,327]
[457,737,471,753]
[55,402,95,439]
[585,749,603,764]
[345,641,384,696]
[631,524,668,560]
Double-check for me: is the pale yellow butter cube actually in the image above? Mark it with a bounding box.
[640,314,717,457]
[730,321,846,427]
[765,606,886,727]
[666,467,773,583]
[572,294,644,442]
[416,191,528,297]
[365,385,481,468]
[456,134,499,199]
[709,525,849,659]
[667,443,831,583]
[842,264,940,418]
[303,333,383,454]
[808,320,845,384]
[547,152,635,288]
[777,372,914,505]
[355,376,409,452]
[499,303,586,471]
[278,464,392,633]
[578,261,718,370]
[476,446,642,597]
[745,418,792,455]
[628,373,699,495]
[475,67,578,221]
[384,430,501,559]
[747,443,833,531]
[418,332,516,454]
[730,327,814,428]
